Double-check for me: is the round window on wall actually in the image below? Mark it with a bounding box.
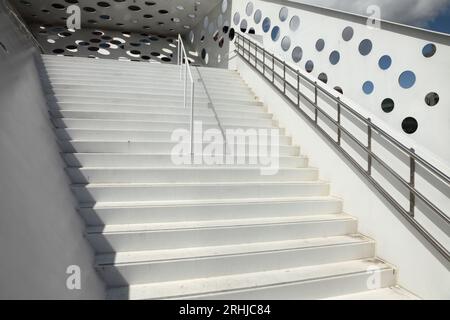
[233,12,240,25]
[271,26,280,41]
[381,98,394,113]
[262,17,271,33]
[281,36,291,51]
[425,92,439,106]
[292,46,303,62]
[402,117,418,134]
[342,26,354,41]
[422,43,436,58]
[240,19,248,33]
[305,60,314,73]
[363,81,374,94]
[279,7,289,21]
[378,55,392,70]
[329,51,340,65]
[221,0,228,13]
[318,73,328,84]
[359,39,373,56]
[399,71,416,89]
[315,39,325,52]
[254,9,262,24]
[246,2,254,16]
[289,15,300,31]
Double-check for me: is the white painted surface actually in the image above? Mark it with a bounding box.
[0,3,105,299]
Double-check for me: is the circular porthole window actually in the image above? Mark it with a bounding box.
[271,26,280,41]
[422,43,436,58]
[399,71,416,89]
[318,73,328,84]
[378,55,392,70]
[246,2,254,16]
[233,12,240,25]
[254,9,262,24]
[240,19,248,32]
[329,51,340,65]
[262,17,271,33]
[359,39,372,56]
[279,7,288,21]
[289,15,300,31]
[363,81,374,94]
[381,98,394,113]
[342,26,354,41]
[281,36,291,51]
[315,39,325,52]
[334,86,344,94]
[425,92,439,106]
[402,117,418,134]
[292,46,303,62]
[305,60,314,73]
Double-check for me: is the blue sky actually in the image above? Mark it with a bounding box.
[425,5,450,33]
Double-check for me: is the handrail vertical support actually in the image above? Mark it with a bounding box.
[367,118,372,175]
[296,70,300,108]
[262,49,266,77]
[283,61,286,94]
[410,148,416,217]
[337,98,341,145]
[272,54,275,83]
[314,82,318,124]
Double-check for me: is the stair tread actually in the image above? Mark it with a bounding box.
[324,287,419,300]
[86,213,355,234]
[106,259,392,299]
[79,195,340,209]
[74,180,327,187]
[96,234,373,266]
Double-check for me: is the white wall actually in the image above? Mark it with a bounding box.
[0,3,105,299]
[235,54,450,299]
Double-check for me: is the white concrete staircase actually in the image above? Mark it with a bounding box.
[41,54,417,300]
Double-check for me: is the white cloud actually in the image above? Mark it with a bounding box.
[293,0,450,26]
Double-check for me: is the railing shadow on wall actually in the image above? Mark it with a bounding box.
[235,32,450,263]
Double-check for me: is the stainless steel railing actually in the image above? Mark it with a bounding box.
[235,32,450,262]
[177,34,195,156]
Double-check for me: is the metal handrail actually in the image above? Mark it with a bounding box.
[2,0,44,53]
[195,66,228,155]
[234,32,450,262]
[177,34,195,156]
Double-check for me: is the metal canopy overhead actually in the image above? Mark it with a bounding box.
[9,0,221,36]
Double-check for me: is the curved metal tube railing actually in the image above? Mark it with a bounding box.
[235,32,450,262]
[177,34,195,156]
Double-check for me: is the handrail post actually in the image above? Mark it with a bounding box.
[283,61,286,94]
[314,82,318,124]
[410,148,416,217]
[337,97,341,145]
[262,49,266,77]
[184,62,187,108]
[296,70,300,108]
[367,118,372,175]
[255,42,258,68]
[271,53,275,83]
[190,82,195,157]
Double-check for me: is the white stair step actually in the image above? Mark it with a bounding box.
[56,128,289,143]
[58,140,298,155]
[324,287,419,300]
[97,235,375,286]
[49,94,263,107]
[78,196,341,225]
[86,214,356,252]
[71,181,329,202]
[49,87,255,101]
[51,110,274,127]
[106,259,396,300]
[63,153,306,169]
[53,101,267,113]
[66,167,319,184]
[53,118,282,132]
